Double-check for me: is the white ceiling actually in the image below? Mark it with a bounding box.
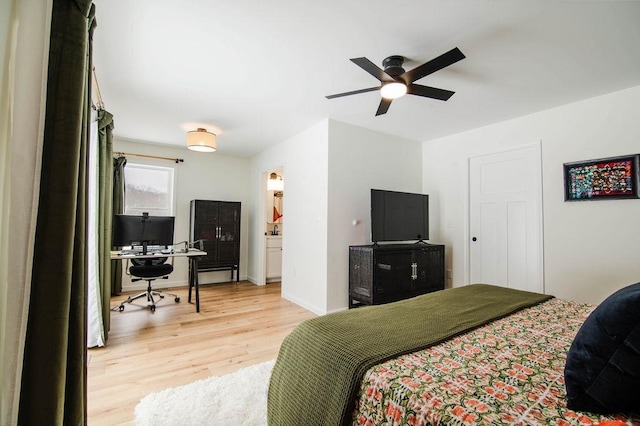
[93,1,640,157]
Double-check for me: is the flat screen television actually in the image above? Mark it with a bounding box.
[112,213,175,254]
[371,189,429,243]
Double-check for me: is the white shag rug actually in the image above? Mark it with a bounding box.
[135,360,274,426]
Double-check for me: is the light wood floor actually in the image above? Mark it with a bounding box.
[87,281,315,425]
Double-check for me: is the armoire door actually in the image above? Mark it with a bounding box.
[192,200,218,268]
[216,202,240,265]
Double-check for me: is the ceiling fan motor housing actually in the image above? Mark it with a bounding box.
[382,55,405,77]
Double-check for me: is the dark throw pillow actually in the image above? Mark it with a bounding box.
[564,282,640,413]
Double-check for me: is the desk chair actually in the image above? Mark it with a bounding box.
[118,257,180,312]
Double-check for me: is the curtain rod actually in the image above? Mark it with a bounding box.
[91,66,105,110]
[114,151,185,164]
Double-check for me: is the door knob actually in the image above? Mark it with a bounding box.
[472,237,477,242]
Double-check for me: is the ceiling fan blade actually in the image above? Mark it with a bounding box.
[375,98,392,116]
[402,47,465,84]
[325,86,381,99]
[351,57,395,83]
[407,84,455,101]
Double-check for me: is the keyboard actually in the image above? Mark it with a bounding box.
[120,249,141,255]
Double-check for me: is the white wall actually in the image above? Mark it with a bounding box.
[114,139,251,290]
[249,121,329,314]
[326,120,423,312]
[422,85,640,304]
[248,119,423,314]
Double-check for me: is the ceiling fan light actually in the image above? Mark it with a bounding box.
[380,82,407,99]
[187,128,216,152]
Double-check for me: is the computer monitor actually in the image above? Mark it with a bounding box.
[112,213,175,254]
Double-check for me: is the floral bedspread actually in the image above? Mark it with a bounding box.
[352,298,640,426]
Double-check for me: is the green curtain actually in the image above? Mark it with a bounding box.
[111,156,126,295]
[19,1,95,423]
[97,109,114,337]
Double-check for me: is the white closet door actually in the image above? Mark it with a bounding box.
[469,143,543,293]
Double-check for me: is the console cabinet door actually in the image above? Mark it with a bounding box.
[413,247,445,293]
[374,250,413,301]
[349,247,374,303]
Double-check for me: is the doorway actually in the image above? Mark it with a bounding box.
[468,143,544,293]
[257,167,284,286]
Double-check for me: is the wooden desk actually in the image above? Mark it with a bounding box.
[110,249,207,312]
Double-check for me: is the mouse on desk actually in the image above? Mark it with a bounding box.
[160,248,173,254]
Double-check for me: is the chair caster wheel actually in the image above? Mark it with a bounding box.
[118,305,124,312]
[159,294,165,299]
[175,297,180,303]
[150,305,156,312]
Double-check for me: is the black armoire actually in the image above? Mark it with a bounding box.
[189,200,241,281]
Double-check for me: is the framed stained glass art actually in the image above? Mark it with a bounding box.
[563,154,640,201]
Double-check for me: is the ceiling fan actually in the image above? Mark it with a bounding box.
[325,47,465,116]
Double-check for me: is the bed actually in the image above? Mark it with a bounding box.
[267,284,640,425]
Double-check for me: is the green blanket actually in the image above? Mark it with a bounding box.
[267,284,553,426]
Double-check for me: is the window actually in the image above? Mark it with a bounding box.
[124,163,175,216]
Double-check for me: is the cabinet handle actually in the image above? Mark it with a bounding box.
[411,262,417,280]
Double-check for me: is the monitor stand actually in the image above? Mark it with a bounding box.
[141,212,150,254]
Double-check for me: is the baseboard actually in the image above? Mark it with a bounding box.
[325,306,348,315]
[122,280,186,293]
[280,291,325,316]
[199,276,248,285]
[244,276,273,286]
[121,275,249,293]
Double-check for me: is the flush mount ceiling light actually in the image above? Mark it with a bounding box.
[187,128,216,152]
[380,81,407,99]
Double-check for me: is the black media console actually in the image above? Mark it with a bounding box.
[349,243,445,308]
